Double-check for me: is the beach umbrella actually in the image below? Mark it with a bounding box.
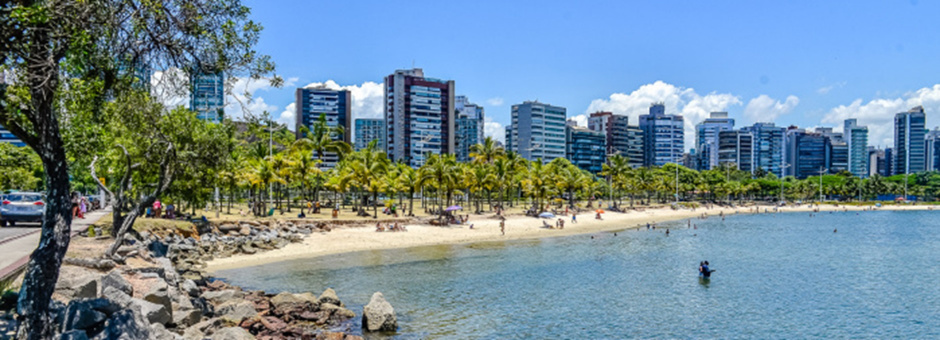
[538,212,555,218]
[595,209,605,214]
[445,205,462,211]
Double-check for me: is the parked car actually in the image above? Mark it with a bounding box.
[1,192,45,226]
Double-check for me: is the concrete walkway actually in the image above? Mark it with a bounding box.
[0,208,111,281]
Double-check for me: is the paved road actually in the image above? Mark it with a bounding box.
[0,226,39,244]
[0,208,110,280]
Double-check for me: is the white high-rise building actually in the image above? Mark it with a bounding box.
[507,101,567,162]
[384,68,455,167]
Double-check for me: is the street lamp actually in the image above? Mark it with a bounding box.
[818,166,829,202]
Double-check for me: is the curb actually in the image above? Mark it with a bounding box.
[0,229,41,247]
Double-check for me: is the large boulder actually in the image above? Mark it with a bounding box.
[133,298,171,325]
[362,292,397,332]
[172,307,203,328]
[101,270,133,296]
[215,300,257,322]
[180,279,200,298]
[93,309,151,340]
[62,298,121,333]
[210,326,255,340]
[60,330,90,340]
[202,289,243,304]
[317,288,341,306]
[56,266,99,300]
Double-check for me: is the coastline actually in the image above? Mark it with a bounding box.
[206,204,935,272]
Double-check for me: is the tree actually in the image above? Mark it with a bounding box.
[345,140,389,218]
[469,136,504,164]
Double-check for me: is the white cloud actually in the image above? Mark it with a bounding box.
[483,117,505,144]
[567,115,588,127]
[585,81,742,151]
[227,76,297,122]
[743,95,799,124]
[822,84,940,147]
[151,68,188,108]
[486,97,505,107]
[277,102,296,127]
[817,81,846,95]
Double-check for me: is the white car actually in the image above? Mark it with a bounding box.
[1,192,46,226]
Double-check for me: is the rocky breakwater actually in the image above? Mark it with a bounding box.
[50,219,371,339]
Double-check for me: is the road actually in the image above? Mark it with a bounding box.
[0,208,110,281]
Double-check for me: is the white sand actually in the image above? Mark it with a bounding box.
[205,204,934,272]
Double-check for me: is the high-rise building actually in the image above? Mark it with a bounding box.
[504,126,513,153]
[354,119,386,152]
[0,125,24,146]
[588,112,644,168]
[786,129,828,179]
[717,130,754,173]
[844,119,869,177]
[828,139,849,173]
[695,112,735,170]
[868,147,885,177]
[926,128,940,171]
[884,147,895,177]
[566,122,606,173]
[384,68,455,167]
[189,69,225,123]
[454,96,485,163]
[743,122,786,177]
[639,103,684,167]
[507,101,567,162]
[894,106,927,175]
[295,87,352,169]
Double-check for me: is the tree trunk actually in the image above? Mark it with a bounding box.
[372,191,378,219]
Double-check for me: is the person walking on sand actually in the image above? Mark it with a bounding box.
[500,220,506,235]
[572,214,577,223]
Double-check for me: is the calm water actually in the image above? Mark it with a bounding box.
[215,210,940,339]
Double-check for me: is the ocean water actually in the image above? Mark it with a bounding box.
[215,210,940,339]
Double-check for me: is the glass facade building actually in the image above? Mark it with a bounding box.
[566,123,606,173]
[355,119,386,152]
[385,68,455,167]
[508,101,567,163]
[189,69,225,123]
[588,112,644,168]
[743,123,786,178]
[926,128,940,172]
[844,119,869,177]
[695,112,735,170]
[717,130,754,173]
[295,87,352,169]
[0,125,24,147]
[639,103,684,167]
[894,106,926,175]
[786,129,829,179]
[454,96,485,163]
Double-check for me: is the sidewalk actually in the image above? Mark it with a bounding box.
[0,208,111,281]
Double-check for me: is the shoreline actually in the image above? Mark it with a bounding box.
[206,204,935,272]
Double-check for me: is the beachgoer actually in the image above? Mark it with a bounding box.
[572,214,577,223]
[665,229,670,236]
[559,219,565,229]
[701,261,711,278]
[500,220,506,235]
[469,224,474,229]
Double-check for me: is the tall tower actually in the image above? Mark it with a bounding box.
[384,68,455,167]
[638,103,684,167]
[894,106,926,175]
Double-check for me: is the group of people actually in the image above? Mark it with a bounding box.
[698,261,713,278]
[70,192,89,219]
[145,199,175,219]
[375,222,407,232]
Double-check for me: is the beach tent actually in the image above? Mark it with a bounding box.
[445,205,462,211]
[538,212,555,218]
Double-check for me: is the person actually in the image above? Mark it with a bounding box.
[665,228,669,236]
[500,220,506,235]
[701,261,711,278]
[153,200,162,219]
[306,201,312,214]
[71,192,80,219]
[571,214,577,223]
[78,197,87,219]
[298,210,306,218]
[559,219,565,229]
[595,212,602,220]
[469,224,474,229]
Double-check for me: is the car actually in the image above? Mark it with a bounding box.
[1,192,45,226]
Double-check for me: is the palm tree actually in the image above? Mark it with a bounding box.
[521,159,555,213]
[600,155,631,207]
[293,114,353,168]
[470,136,505,164]
[419,154,459,219]
[346,140,390,218]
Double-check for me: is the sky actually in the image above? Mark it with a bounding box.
[228,0,940,150]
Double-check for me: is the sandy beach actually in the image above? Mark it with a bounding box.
[206,204,935,272]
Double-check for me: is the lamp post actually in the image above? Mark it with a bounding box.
[818,166,828,202]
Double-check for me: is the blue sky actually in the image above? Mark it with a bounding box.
[237,0,940,149]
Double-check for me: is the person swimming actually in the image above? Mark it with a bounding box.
[700,261,712,278]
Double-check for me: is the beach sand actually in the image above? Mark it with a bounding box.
[206,203,934,272]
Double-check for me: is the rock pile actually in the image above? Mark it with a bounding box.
[50,219,373,339]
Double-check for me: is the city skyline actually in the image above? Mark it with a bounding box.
[216,0,940,151]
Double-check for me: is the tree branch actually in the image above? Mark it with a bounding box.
[88,155,115,206]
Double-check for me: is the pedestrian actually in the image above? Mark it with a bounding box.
[572,214,577,223]
[500,220,506,236]
[79,197,87,219]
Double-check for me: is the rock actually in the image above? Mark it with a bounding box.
[101,270,133,296]
[191,297,214,318]
[148,240,169,258]
[101,286,133,309]
[362,292,397,332]
[210,326,255,340]
[346,336,364,340]
[218,224,239,233]
[154,257,178,283]
[144,283,172,314]
[332,307,356,320]
[56,266,99,300]
[203,289,242,304]
[133,298,171,325]
[60,330,90,340]
[239,225,252,236]
[94,309,151,340]
[150,322,179,340]
[316,332,346,340]
[181,279,200,298]
[270,292,305,311]
[62,298,120,332]
[260,316,288,332]
[173,308,203,328]
[317,288,341,306]
[239,243,256,254]
[216,300,257,322]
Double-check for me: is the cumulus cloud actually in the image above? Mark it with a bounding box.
[567,115,588,127]
[483,117,506,144]
[743,95,799,124]
[584,81,742,150]
[150,70,296,124]
[821,84,940,147]
[277,102,296,127]
[486,97,505,107]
